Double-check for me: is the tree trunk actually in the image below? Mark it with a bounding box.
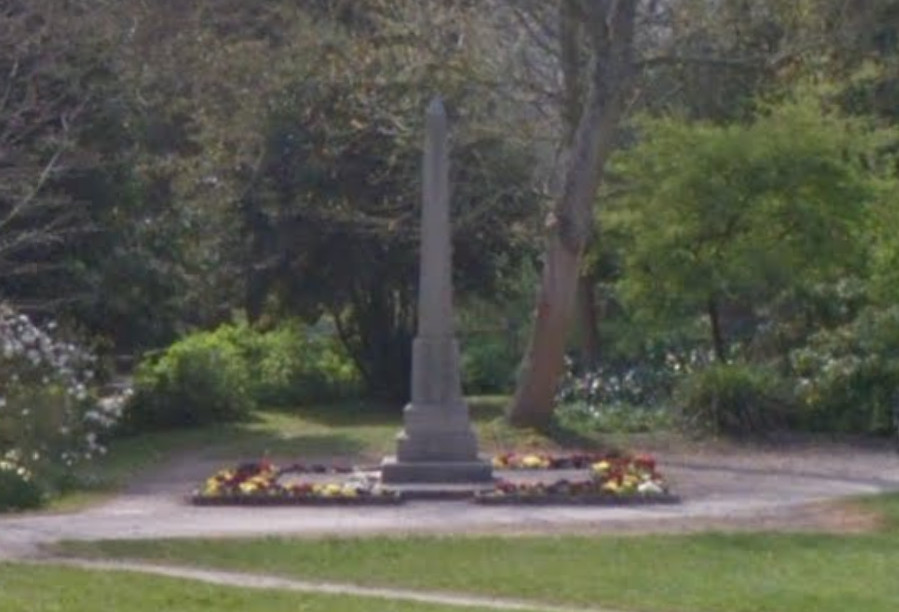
[507,0,637,428]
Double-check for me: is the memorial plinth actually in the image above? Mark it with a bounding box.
[380,98,493,485]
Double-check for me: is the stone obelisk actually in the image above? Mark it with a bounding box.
[380,98,493,484]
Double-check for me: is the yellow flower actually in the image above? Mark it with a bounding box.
[601,480,620,494]
[203,482,221,496]
[592,461,611,474]
[521,455,548,469]
[621,475,640,493]
[322,483,343,497]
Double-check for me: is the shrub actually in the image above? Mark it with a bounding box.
[249,320,360,406]
[461,333,519,395]
[790,306,899,434]
[553,357,685,434]
[675,362,791,435]
[555,349,709,408]
[125,328,255,430]
[0,458,43,512]
[1,304,117,479]
[124,320,361,431]
[556,401,673,434]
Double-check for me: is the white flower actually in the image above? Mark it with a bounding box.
[638,481,664,495]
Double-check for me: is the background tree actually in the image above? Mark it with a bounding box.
[0,0,192,351]
[506,0,638,428]
[239,3,543,401]
[605,96,890,363]
[0,1,108,311]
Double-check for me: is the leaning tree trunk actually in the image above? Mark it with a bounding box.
[507,0,637,428]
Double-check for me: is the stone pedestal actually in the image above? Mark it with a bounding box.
[381,339,492,483]
[380,98,492,485]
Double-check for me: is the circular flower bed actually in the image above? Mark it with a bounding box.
[192,460,402,506]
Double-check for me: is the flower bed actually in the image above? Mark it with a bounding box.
[192,454,677,506]
[491,451,614,470]
[192,460,402,506]
[477,454,678,505]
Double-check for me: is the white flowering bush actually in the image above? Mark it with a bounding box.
[0,304,122,492]
[0,457,43,510]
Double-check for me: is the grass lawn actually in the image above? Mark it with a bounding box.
[56,494,899,612]
[0,563,536,612]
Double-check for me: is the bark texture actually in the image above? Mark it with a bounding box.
[507,0,637,428]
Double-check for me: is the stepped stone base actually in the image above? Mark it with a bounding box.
[380,457,494,484]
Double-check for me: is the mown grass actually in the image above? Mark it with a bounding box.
[0,563,523,612]
[56,493,899,612]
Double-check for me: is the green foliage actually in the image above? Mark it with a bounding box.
[553,357,682,434]
[604,95,893,355]
[236,7,541,402]
[60,165,188,353]
[0,1,120,308]
[125,320,360,431]
[461,334,519,395]
[0,460,44,512]
[556,402,673,434]
[127,329,256,431]
[247,321,361,406]
[675,362,793,435]
[1,304,118,481]
[458,295,532,395]
[791,306,899,434]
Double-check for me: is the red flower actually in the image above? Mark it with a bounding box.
[633,454,656,471]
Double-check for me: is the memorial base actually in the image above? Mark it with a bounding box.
[380,457,493,484]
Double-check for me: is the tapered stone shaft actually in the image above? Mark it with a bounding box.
[380,97,492,484]
[417,97,453,342]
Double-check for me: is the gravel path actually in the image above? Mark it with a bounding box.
[2,440,897,561]
[1,440,897,610]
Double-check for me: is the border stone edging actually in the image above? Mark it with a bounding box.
[189,494,405,507]
[472,493,681,506]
